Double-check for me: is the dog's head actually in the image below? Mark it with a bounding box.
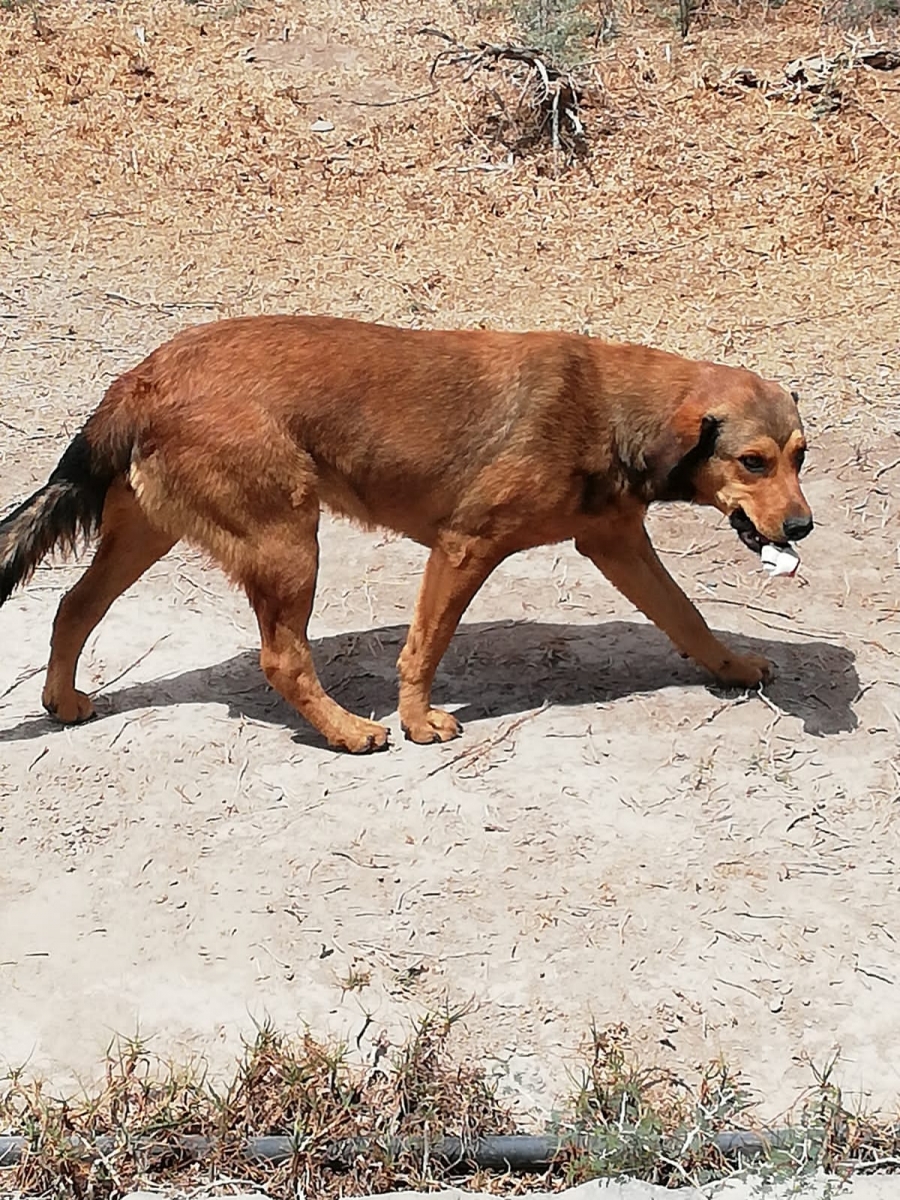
[646,367,812,553]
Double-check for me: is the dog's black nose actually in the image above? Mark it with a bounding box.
[782,514,814,541]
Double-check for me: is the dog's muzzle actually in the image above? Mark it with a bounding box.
[729,508,788,554]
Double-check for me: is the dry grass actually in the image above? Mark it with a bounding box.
[2,1010,514,1198]
[4,1020,900,1197]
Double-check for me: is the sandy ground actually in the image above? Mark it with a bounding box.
[1,0,900,1132]
[377,1181,900,1199]
[103,1181,900,1200]
[1,263,899,1123]
[380,1182,900,1200]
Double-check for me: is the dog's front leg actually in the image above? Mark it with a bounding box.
[576,518,772,688]
[397,536,504,743]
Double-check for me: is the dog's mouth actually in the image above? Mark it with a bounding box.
[729,508,789,555]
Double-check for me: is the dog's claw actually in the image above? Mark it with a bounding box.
[353,735,389,754]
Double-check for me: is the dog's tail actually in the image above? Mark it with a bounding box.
[0,374,140,606]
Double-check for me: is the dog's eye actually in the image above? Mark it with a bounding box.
[795,448,806,471]
[739,454,767,474]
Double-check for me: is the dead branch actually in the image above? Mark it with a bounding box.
[420,29,586,154]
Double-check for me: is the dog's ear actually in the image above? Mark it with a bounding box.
[643,403,722,500]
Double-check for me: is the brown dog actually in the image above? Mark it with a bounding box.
[0,316,812,752]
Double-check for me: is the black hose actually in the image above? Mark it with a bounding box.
[0,1128,807,1171]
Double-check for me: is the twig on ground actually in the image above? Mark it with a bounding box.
[874,456,900,480]
[425,703,549,778]
[89,634,171,696]
[0,665,44,702]
[348,88,439,108]
[755,683,789,720]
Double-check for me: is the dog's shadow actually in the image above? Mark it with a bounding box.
[0,619,858,746]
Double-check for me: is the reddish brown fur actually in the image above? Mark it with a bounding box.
[4,315,812,752]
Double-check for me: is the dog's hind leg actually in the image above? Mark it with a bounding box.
[42,478,177,723]
[576,516,772,687]
[243,505,390,755]
[397,537,504,744]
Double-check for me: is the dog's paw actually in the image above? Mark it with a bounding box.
[402,708,462,744]
[331,717,390,754]
[42,688,96,724]
[714,652,774,689]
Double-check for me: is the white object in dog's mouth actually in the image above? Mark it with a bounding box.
[729,508,801,577]
[760,542,801,578]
